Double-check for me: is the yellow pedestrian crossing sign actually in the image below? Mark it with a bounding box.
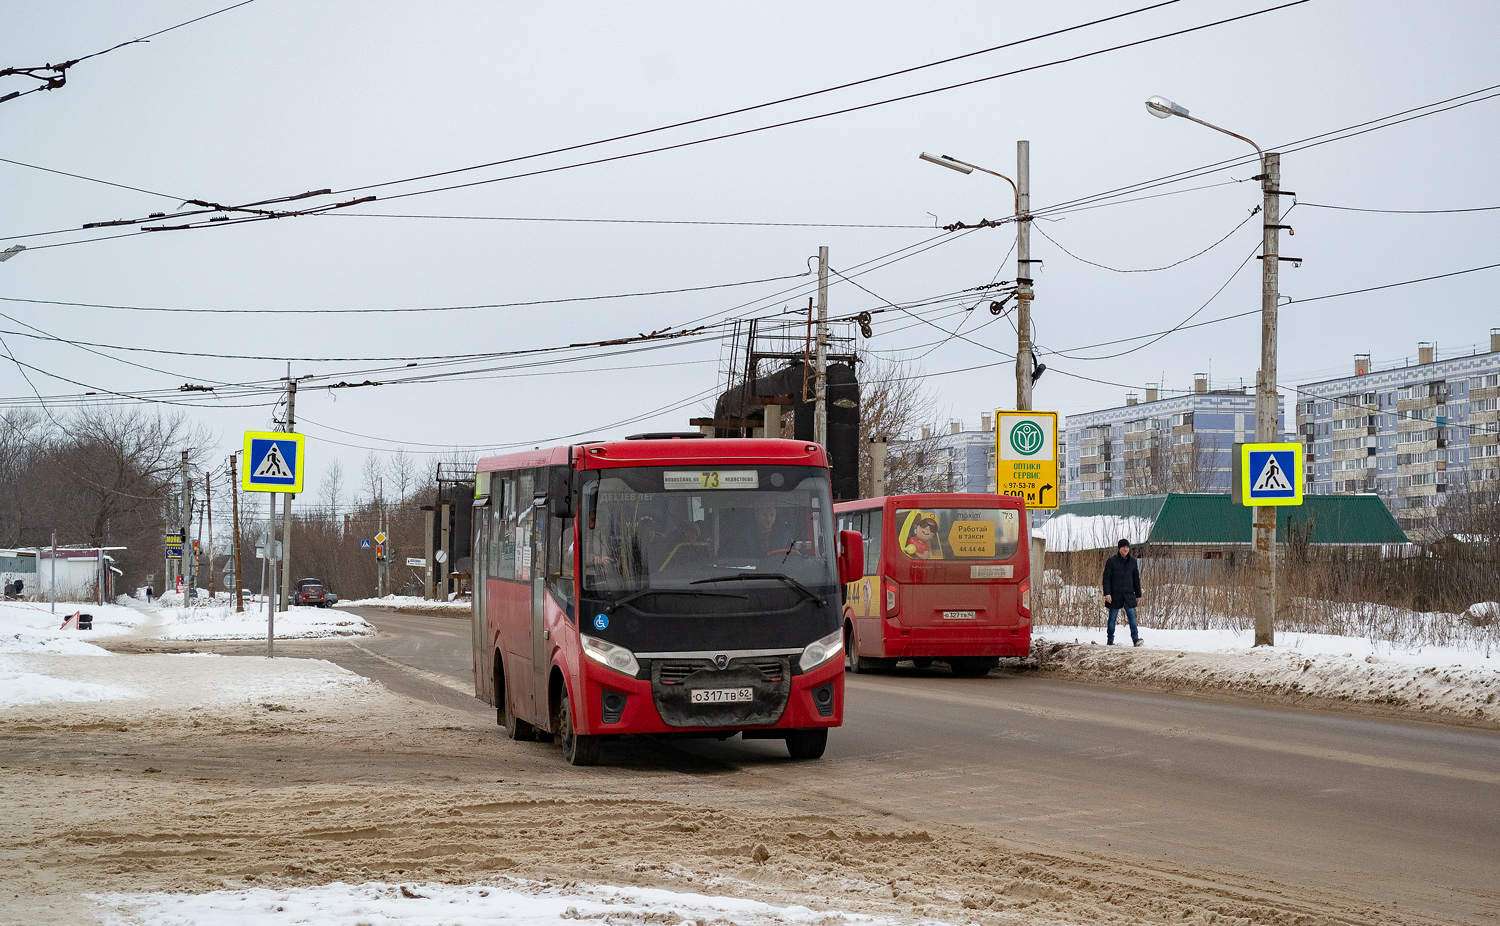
[1239,442,1302,506]
[242,431,305,494]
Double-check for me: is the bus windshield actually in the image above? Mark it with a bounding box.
[894,507,1021,562]
[581,465,838,609]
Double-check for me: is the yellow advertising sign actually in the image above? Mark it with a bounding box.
[947,519,996,557]
[995,411,1059,510]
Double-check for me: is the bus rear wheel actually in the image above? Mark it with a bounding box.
[785,728,828,760]
[844,625,893,674]
[556,687,600,766]
[499,663,535,741]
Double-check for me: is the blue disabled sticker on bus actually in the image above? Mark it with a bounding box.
[593,614,609,630]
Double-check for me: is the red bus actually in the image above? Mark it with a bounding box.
[471,436,863,765]
[834,493,1031,677]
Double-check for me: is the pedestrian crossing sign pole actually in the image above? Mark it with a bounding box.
[1238,442,1302,506]
[242,431,305,494]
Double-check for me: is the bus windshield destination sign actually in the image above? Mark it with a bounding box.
[995,411,1059,510]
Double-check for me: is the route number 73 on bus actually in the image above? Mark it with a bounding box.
[470,435,863,765]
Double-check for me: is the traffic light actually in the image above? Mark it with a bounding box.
[375,543,385,562]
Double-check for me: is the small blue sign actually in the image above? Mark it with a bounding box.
[593,614,609,630]
[1247,450,1297,500]
[360,539,371,549]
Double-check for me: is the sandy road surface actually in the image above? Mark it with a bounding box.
[1,609,1495,925]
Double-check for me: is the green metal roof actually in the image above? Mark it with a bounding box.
[1050,493,1408,545]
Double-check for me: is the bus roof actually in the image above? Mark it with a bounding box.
[835,492,1027,511]
[476,437,827,474]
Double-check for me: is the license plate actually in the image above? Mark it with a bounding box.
[690,687,754,703]
[942,610,978,620]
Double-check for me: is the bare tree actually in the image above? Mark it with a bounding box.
[857,357,937,497]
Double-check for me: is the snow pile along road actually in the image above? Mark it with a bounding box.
[1034,625,1500,723]
[99,878,939,926]
[0,599,149,653]
[337,594,469,614]
[156,601,373,641]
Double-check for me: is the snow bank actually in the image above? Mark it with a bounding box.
[0,651,373,721]
[0,599,147,654]
[1034,626,1500,722]
[1035,514,1152,552]
[99,878,930,926]
[0,667,135,707]
[337,594,469,612]
[156,602,373,641]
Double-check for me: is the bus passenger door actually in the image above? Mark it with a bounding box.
[472,497,489,700]
[529,498,550,729]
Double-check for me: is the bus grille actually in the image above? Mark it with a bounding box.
[649,657,791,728]
[656,658,785,684]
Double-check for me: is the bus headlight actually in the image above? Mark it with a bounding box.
[582,634,641,677]
[798,628,844,673]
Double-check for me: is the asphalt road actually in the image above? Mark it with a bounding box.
[339,606,1500,924]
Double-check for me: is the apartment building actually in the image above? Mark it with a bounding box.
[1063,376,1279,502]
[896,416,998,494]
[1293,331,1500,537]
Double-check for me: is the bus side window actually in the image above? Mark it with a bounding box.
[863,510,881,575]
[499,475,518,579]
[487,478,505,579]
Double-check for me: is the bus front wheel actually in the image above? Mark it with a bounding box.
[785,728,828,760]
[556,687,601,766]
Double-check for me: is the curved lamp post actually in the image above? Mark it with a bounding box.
[1147,95,1287,648]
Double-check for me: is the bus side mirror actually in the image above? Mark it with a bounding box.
[838,530,863,585]
[547,468,574,519]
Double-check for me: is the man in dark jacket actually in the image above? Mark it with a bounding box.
[1101,539,1143,646]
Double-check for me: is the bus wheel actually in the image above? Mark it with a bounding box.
[844,625,889,674]
[556,687,601,766]
[500,668,535,741]
[948,657,994,678]
[785,728,828,760]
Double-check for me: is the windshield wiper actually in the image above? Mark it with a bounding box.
[691,572,826,607]
[605,588,749,614]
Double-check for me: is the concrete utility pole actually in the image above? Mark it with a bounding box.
[1145,96,1285,646]
[814,245,829,448]
[50,530,56,613]
[1252,151,1283,647]
[230,454,243,613]
[180,450,191,599]
[280,376,296,611]
[1015,140,1034,413]
[205,470,214,597]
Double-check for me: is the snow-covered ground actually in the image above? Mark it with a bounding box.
[1035,623,1500,721]
[152,601,373,641]
[338,593,469,612]
[99,878,926,926]
[0,596,372,710]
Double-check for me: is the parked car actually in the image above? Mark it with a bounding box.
[294,578,330,608]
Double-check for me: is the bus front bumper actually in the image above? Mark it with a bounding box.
[577,656,843,736]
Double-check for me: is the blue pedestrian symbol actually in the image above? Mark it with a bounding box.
[360,539,371,549]
[593,614,609,630]
[1247,450,1296,500]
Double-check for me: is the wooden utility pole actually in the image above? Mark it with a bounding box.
[230,453,243,613]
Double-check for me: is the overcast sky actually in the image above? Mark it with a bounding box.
[4,0,1498,504]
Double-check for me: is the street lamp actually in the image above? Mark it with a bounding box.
[918,146,1030,408]
[1146,95,1287,648]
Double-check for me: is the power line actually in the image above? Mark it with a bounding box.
[15,2,1304,247]
[1297,201,1500,215]
[321,212,933,229]
[1034,207,1259,273]
[0,0,259,105]
[0,267,814,315]
[0,156,185,202]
